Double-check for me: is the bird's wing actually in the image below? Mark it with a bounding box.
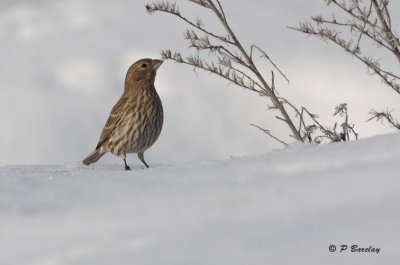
[96,95,129,150]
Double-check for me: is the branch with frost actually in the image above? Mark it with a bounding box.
[290,23,400,93]
[367,109,400,129]
[147,0,359,145]
[290,0,400,131]
[290,0,400,94]
[161,50,262,93]
[146,2,233,44]
[281,101,358,143]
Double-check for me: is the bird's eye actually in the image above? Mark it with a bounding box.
[141,64,147,68]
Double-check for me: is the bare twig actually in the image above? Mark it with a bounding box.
[250,45,290,83]
[250,124,289,147]
[146,2,234,45]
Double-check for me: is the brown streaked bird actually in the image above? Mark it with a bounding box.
[82,58,164,170]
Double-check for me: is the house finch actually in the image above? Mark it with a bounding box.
[82,58,164,170]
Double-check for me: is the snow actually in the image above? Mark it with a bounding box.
[1,133,400,264]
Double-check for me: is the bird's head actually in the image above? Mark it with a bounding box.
[125,58,163,92]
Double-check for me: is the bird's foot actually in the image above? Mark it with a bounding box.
[124,159,131,171]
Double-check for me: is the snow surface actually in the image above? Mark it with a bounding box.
[1,133,400,265]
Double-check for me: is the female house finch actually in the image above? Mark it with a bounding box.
[82,58,164,170]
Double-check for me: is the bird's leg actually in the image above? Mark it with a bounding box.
[124,159,131,171]
[138,152,150,168]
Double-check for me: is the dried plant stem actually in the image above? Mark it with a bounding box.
[250,124,289,147]
[371,0,400,63]
[291,0,400,131]
[291,0,400,95]
[146,0,359,144]
[367,109,400,129]
[207,1,303,141]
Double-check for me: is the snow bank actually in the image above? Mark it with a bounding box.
[1,133,400,265]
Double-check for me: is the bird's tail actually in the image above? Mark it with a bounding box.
[82,150,105,165]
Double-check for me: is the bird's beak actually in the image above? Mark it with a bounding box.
[152,59,163,70]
